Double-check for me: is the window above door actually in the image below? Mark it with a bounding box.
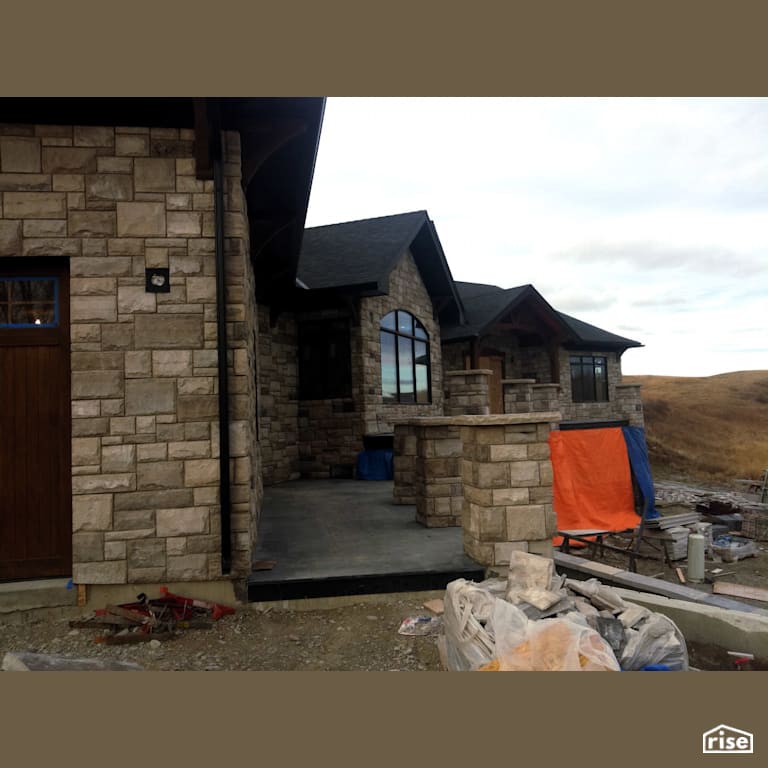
[0,277,59,328]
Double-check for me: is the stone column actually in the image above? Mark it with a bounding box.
[443,370,492,416]
[456,413,561,567]
[393,421,418,504]
[413,419,463,527]
[502,379,535,413]
[616,383,645,427]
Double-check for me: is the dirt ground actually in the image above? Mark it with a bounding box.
[0,592,446,671]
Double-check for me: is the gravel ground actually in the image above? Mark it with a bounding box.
[3,479,766,672]
[0,593,445,671]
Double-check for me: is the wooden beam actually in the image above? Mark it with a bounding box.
[712,581,768,603]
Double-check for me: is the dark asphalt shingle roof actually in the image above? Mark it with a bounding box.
[556,311,642,348]
[443,281,642,349]
[441,282,531,340]
[297,211,429,290]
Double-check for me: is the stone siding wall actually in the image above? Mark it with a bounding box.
[257,305,299,484]
[359,250,443,434]
[293,250,443,478]
[298,399,363,478]
[0,123,255,583]
[441,340,468,376]
[557,348,627,423]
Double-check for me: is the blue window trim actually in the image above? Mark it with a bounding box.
[0,276,60,328]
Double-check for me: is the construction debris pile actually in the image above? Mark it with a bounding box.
[70,587,235,645]
[438,552,689,672]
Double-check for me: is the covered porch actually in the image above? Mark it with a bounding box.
[247,479,484,602]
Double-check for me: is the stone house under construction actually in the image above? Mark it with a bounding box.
[257,210,645,487]
[0,98,646,602]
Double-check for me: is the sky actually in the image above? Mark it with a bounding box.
[304,97,767,377]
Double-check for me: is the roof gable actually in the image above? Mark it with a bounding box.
[297,211,465,323]
[443,280,642,351]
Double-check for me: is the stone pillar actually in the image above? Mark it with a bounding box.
[413,420,463,527]
[443,370,492,416]
[531,384,561,413]
[616,384,645,427]
[393,422,418,504]
[456,413,561,567]
[502,379,535,413]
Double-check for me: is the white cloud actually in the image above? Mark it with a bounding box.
[306,97,768,376]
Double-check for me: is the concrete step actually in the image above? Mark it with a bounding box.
[0,578,77,618]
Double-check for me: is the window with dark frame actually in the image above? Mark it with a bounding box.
[298,318,352,400]
[570,355,609,403]
[0,276,59,328]
[380,310,431,404]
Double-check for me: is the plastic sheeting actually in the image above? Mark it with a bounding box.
[549,428,640,542]
[621,426,660,519]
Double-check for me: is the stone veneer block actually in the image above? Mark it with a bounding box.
[42,147,98,173]
[0,220,22,256]
[4,192,66,219]
[1,137,41,172]
[134,314,203,349]
[116,202,166,236]
[134,158,175,192]
[125,379,176,415]
[74,126,114,148]
[137,461,184,491]
[71,370,123,399]
[68,211,116,237]
[156,508,209,537]
[73,561,127,584]
[72,494,113,531]
[86,173,133,203]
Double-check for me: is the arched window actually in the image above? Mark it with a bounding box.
[380,310,431,404]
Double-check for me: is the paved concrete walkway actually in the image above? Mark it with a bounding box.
[248,480,482,598]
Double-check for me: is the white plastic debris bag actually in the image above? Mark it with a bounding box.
[441,579,528,671]
[485,618,622,672]
[441,578,620,671]
[619,613,690,671]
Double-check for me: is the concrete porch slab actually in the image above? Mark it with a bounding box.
[248,479,484,602]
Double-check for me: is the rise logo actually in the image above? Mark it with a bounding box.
[702,725,754,755]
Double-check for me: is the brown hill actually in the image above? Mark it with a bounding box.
[624,371,768,485]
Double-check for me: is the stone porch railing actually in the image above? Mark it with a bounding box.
[394,412,561,567]
[502,379,561,414]
[443,369,492,416]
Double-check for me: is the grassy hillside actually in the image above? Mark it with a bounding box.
[624,371,768,484]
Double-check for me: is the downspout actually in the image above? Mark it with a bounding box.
[213,126,232,575]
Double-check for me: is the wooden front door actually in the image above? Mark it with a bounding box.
[0,259,71,580]
[478,355,504,414]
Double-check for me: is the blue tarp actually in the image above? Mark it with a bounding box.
[621,426,660,519]
[356,449,394,481]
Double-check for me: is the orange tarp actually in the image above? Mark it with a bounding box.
[549,428,639,545]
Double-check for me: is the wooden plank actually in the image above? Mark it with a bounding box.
[712,582,768,603]
[103,605,155,625]
[422,599,444,615]
[675,567,686,583]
